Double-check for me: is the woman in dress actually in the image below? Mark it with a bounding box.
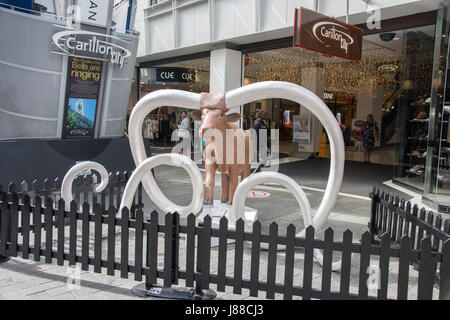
[361,114,379,163]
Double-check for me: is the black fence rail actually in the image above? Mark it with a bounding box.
[369,187,450,287]
[0,171,143,215]
[0,191,449,300]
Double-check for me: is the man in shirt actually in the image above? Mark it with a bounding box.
[178,111,191,155]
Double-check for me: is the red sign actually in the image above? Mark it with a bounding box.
[293,7,363,61]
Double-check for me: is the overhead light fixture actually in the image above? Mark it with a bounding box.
[379,33,396,42]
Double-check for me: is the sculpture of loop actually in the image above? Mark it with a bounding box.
[61,161,109,211]
[118,153,203,216]
[230,172,344,271]
[228,82,346,271]
[128,90,201,215]
[227,81,345,234]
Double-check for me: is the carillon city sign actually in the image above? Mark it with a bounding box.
[294,7,363,61]
[51,29,131,68]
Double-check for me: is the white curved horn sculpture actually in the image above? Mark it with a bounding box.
[231,172,344,272]
[61,161,109,211]
[119,153,203,216]
[128,90,201,215]
[227,81,345,235]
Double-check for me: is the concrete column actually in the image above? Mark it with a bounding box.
[356,84,383,147]
[209,48,243,117]
[299,66,324,153]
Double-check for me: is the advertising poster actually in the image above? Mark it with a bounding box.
[351,119,365,151]
[62,57,103,139]
[293,115,311,143]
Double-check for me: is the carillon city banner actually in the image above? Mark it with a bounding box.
[294,7,363,61]
[62,57,103,139]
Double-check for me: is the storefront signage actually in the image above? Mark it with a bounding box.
[324,92,333,100]
[51,29,131,68]
[76,0,111,27]
[293,115,311,143]
[294,7,362,61]
[156,68,195,83]
[62,57,103,139]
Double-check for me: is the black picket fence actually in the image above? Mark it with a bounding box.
[0,171,143,216]
[0,191,449,300]
[369,187,450,287]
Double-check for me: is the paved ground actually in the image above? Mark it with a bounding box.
[0,159,439,300]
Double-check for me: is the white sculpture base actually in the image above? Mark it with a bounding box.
[195,200,258,248]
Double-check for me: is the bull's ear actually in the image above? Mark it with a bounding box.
[227,113,241,122]
[190,111,202,121]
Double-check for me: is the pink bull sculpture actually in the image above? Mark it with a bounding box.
[191,92,253,205]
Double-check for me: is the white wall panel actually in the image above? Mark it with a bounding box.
[287,0,314,25]
[177,2,209,47]
[235,0,256,36]
[260,0,288,31]
[147,12,174,52]
[214,0,236,40]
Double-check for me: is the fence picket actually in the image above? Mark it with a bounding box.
[358,231,371,299]
[107,206,116,276]
[250,220,261,297]
[387,194,394,239]
[417,208,426,250]
[266,222,278,299]
[80,202,90,270]
[147,210,159,286]
[445,219,450,235]
[9,193,19,257]
[391,196,399,241]
[397,235,411,300]
[68,200,77,266]
[56,200,65,266]
[439,240,450,300]
[410,205,418,250]
[302,226,314,300]
[321,228,334,300]
[217,216,228,292]
[233,218,244,295]
[284,224,295,300]
[339,230,352,299]
[120,207,130,279]
[44,198,53,263]
[33,196,42,262]
[94,204,102,273]
[0,193,9,257]
[403,202,411,239]
[134,209,144,282]
[426,212,434,240]
[22,195,31,259]
[397,199,405,242]
[432,215,442,251]
[200,215,212,290]
[164,213,174,287]
[185,213,196,288]
[417,237,435,300]
[378,233,390,300]
[382,192,388,232]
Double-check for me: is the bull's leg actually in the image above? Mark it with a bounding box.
[228,167,239,205]
[241,166,251,181]
[220,173,229,203]
[204,163,216,205]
